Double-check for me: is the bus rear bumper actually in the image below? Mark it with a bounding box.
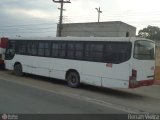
[129,79,154,88]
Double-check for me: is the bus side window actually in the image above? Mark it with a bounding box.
[84,42,103,62]
[67,42,75,59]
[44,42,51,57]
[5,40,16,60]
[38,42,45,56]
[17,41,26,55]
[9,45,15,55]
[84,43,90,61]
[104,43,113,63]
[27,41,38,56]
[104,42,131,64]
[52,42,59,58]
[9,41,16,54]
[59,43,66,58]
[91,44,103,62]
[75,42,83,60]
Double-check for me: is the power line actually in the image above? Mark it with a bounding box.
[0,12,160,28]
[0,27,56,31]
[0,22,57,28]
[0,30,56,33]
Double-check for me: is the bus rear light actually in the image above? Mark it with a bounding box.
[130,69,137,81]
[129,69,154,88]
[129,69,138,88]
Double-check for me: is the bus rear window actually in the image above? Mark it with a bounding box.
[134,40,155,60]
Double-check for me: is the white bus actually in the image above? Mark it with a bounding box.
[5,37,155,88]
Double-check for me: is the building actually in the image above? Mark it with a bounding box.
[57,21,136,37]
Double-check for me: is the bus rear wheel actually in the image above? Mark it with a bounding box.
[14,63,23,76]
[67,71,80,88]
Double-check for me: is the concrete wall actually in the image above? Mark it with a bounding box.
[156,45,160,67]
[57,21,136,37]
[155,43,160,80]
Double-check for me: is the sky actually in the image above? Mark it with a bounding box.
[0,0,160,37]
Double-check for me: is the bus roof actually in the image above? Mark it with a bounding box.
[8,37,154,42]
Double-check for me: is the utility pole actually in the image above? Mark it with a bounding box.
[52,0,71,37]
[95,7,102,23]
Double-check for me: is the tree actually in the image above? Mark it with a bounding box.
[138,25,160,41]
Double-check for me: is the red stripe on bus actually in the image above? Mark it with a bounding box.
[129,79,154,88]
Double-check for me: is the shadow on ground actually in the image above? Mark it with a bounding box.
[8,71,146,100]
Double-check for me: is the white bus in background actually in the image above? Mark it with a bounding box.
[5,37,155,88]
[0,37,8,68]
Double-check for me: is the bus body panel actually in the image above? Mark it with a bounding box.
[6,54,130,88]
[5,37,155,89]
[31,56,51,77]
[5,59,12,70]
[81,61,130,88]
[8,55,52,78]
[102,78,129,88]
[131,60,155,81]
[129,59,155,88]
[101,62,130,88]
[50,58,83,80]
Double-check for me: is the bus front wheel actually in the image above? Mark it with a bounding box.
[67,71,80,88]
[14,63,23,76]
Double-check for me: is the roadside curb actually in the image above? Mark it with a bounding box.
[154,80,160,85]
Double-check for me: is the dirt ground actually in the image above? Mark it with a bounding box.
[155,66,160,81]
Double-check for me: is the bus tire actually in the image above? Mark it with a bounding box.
[14,63,23,76]
[67,71,80,88]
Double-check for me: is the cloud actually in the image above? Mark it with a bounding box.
[0,0,160,37]
[0,0,59,37]
[0,0,54,10]
[4,8,53,19]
